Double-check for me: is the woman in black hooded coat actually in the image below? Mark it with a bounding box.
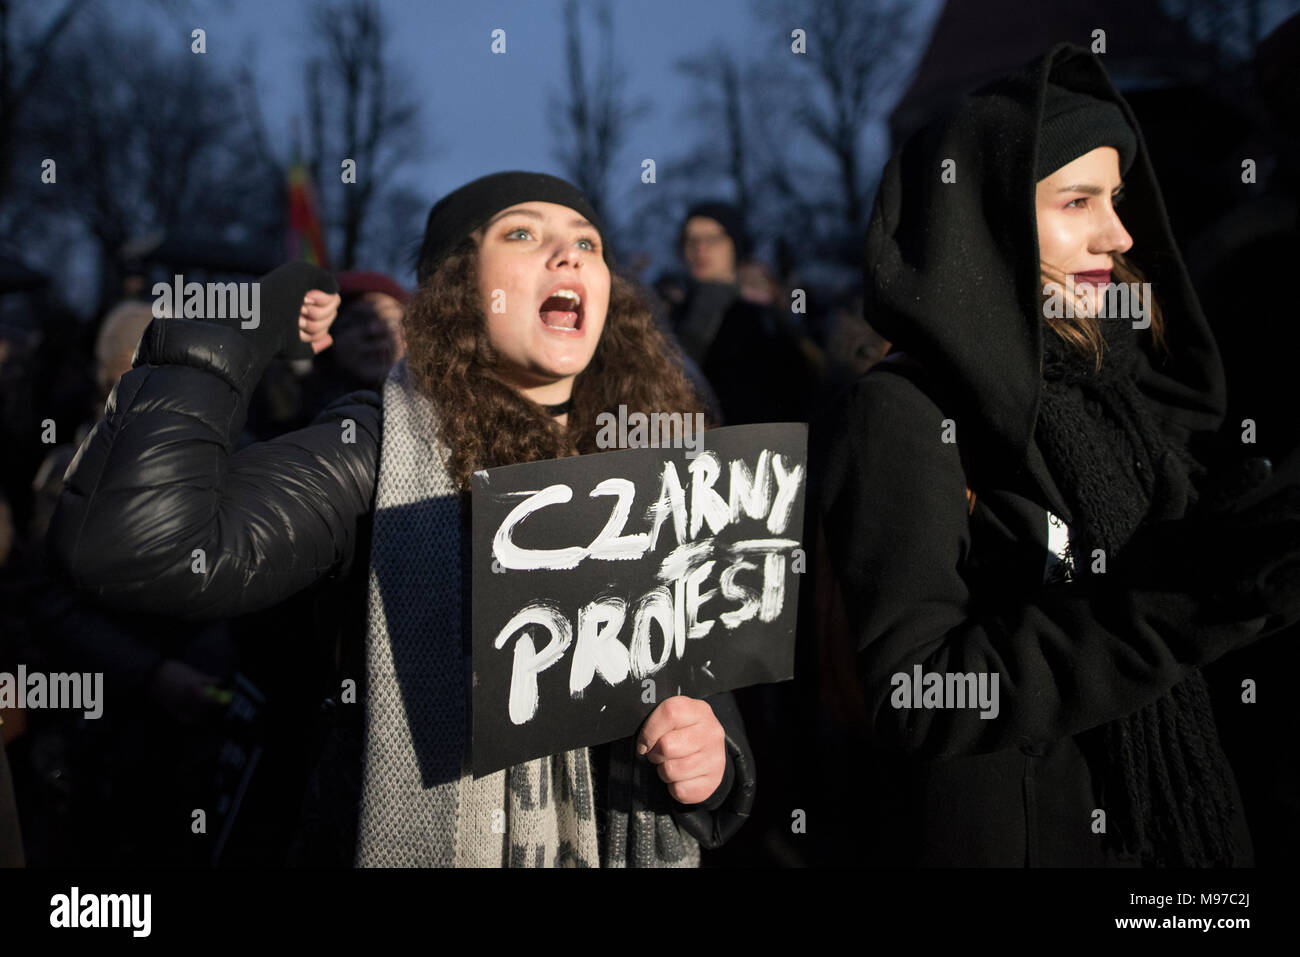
[818,43,1300,867]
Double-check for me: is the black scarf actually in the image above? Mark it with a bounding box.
[1035,321,1242,867]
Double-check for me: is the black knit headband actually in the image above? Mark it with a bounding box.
[1037,83,1137,182]
[416,171,609,284]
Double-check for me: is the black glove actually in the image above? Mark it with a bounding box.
[1196,454,1275,515]
[1116,478,1300,628]
[1256,555,1300,635]
[246,261,338,362]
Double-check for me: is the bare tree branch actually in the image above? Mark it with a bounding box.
[15,13,281,312]
[307,0,422,269]
[549,0,648,238]
[0,0,94,202]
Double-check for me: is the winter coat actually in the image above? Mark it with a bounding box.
[816,43,1289,866]
[45,297,755,863]
[674,282,816,426]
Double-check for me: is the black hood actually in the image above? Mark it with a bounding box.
[864,42,1225,513]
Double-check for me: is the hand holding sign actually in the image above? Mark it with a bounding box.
[638,696,727,805]
[471,422,806,775]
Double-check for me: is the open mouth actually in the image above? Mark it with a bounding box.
[539,286,584,332]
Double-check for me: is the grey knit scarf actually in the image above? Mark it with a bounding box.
[354,358,699,868]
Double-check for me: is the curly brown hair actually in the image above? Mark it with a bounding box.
[403,236,706,489]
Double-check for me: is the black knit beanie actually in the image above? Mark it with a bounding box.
[416,171,607,284]
[679,201,752,259]
[1036,83,1137,181]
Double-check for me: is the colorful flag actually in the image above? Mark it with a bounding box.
[287,161,329,269]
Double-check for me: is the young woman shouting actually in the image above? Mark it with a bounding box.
[49,171,753,867]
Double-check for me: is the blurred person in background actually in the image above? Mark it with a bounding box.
[737,260,779,307]
[246,270,405,440]
[328,271,408,390]
[671,201,816,425]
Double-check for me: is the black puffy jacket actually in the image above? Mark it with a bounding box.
[47,282,755,858]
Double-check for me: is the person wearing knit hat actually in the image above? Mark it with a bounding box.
[817,42,1300,869]
[668,198,815,427]
[1034,81,1140,322]
[416,170,610,283]
[362,173,751,867]
[1036,82,1137,182]
[329,270,410,390]
[48,170,756,869]
[243,268,411,438]
[678,201,751,284]
[337,270,410,307]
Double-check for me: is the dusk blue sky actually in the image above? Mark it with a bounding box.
[216,0,938,205]
[124,0,944,288]
[34,0,1292,310]
[10,0,951,312]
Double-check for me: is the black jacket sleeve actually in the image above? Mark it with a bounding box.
[820,371,1271,760]
[47,314,380,623]
[668,691,756,849]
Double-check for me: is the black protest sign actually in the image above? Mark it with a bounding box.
[470,422,806,776]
